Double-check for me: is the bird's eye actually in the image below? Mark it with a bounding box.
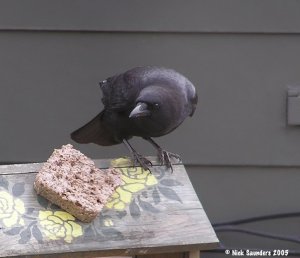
[99,80,107,88]
[153,103,160,110]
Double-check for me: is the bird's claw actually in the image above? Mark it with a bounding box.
[132,152,152,172]
[157,149,181,172]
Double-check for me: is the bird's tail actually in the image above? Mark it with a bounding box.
[190,92,198,116]
[71,111,117,146]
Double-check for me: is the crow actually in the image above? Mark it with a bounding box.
[71,66,197,171]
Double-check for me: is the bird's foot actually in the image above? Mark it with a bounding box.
[157,149,181,172]
[132,152,153,172]
[123,139,152,172]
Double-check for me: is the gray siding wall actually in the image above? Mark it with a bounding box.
[1,1,300,256]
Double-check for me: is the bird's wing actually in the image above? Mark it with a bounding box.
[71,111,119,146]
[100,72,140,111]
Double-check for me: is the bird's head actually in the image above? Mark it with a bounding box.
[129,87,163,119]
[129,101,160,118]
[128,85,183,136]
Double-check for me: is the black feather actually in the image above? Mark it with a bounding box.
[71,66,198,168]
[71,111,119,146]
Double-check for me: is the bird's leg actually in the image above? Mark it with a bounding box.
[143,137,181,172]
[122,139,152,171]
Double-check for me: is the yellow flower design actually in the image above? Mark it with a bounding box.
[106,158,158,210]
[0,190,25,227]
[38,211,83,243]
[103,218,114,227]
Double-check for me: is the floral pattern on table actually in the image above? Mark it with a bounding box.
[106,157,183,219]
[0,191,25,228]
[0,157,183,244]
[38,210,83,243]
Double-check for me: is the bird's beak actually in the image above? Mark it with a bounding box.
[129,102,150,118]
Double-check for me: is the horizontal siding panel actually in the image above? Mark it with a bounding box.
[187,165,300,222]
[0,32,300,166]
[0,0,300,33]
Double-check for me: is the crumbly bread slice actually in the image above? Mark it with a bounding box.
[34,144,122,222]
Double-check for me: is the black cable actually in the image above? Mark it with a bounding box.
[213,211,300,227]
[215,226,300,244]
[203,212,300,257]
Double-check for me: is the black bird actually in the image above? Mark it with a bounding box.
[71,66,197,171]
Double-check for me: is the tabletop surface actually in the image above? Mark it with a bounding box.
[0,157,218,257]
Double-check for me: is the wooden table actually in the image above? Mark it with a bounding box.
[0,157,218,258]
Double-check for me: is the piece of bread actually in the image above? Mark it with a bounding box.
[34,144,122,222]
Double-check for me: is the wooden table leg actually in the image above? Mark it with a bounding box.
[188,250,200,258]
[135,253,183,258]
[135,251,200,258]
